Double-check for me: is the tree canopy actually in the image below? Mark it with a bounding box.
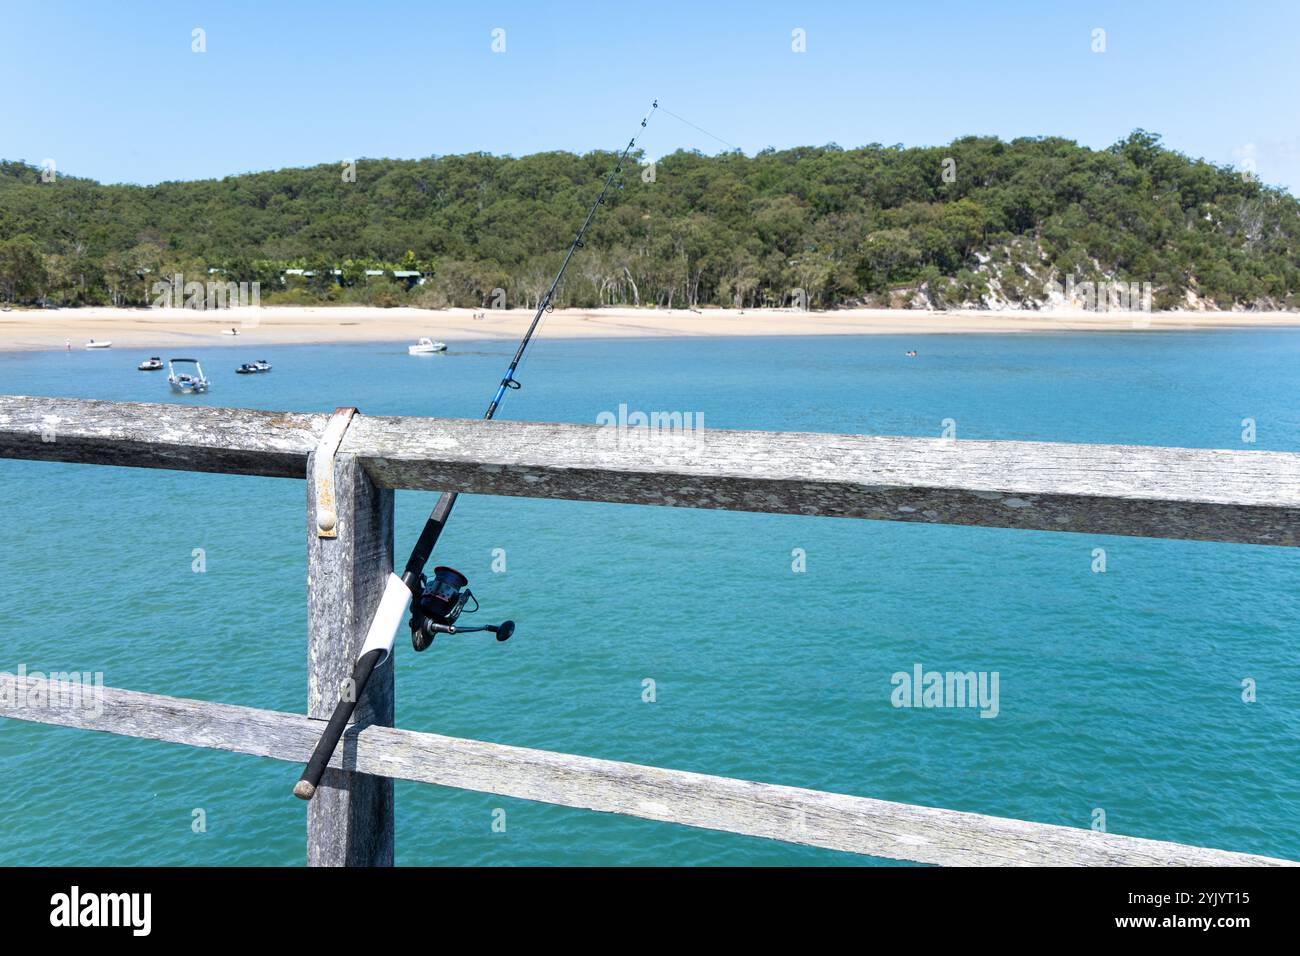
[1,131,1296,311]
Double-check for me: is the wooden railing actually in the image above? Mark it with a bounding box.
[1,395,1296,867]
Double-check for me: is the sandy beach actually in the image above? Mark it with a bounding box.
[1,305,1297,352]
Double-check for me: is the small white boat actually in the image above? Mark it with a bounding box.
[138,356,164,371]
[235,359,272,375]
[168,357,210,394]
[222,328,240,336]
[85,340,112,349]
[408,337,447,354]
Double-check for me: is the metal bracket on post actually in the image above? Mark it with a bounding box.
[314,407,357,538]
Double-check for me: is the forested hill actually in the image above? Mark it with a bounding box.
[1,131,1297,311]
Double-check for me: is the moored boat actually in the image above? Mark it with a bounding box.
[137,356,164,371]
[408,337,447,354]
[168,357,209,394]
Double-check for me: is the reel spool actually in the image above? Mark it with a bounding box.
[410,565,514,651]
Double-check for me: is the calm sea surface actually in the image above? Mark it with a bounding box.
[1,330,1298,865]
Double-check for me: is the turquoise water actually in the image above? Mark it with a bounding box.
[1,331,1298,865]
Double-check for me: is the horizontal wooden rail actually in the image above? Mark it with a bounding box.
[1,675,1291,867]
[2,395,1298,545]
[0,396,327,478]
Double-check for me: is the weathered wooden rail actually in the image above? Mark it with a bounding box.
[5,396,1298,544]
[1,394,1296,866]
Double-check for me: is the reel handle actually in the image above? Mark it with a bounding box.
[410,614,515,648]
[453,620,515,641]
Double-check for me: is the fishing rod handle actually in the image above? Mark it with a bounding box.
[293,648,385,800]
[294,573,411,799]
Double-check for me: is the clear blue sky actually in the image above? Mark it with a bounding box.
[2,0,1296,194]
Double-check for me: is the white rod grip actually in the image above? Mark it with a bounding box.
[358,573,412,667]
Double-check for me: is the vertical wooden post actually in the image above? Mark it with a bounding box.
[306,450,395,866]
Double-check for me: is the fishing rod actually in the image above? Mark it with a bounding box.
[294,99,658,801]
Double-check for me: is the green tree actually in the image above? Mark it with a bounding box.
[0,237,47,303]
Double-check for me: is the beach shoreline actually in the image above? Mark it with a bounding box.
[1,305,1298,353]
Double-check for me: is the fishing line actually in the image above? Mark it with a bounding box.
[657,104,737,150]
[513,100,726,376]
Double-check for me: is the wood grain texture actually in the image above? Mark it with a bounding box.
[1,676,1291,867]
[306,451,394,866]
[3,396,1296,545]
[0,395,325,478]
[343,415,1300,546]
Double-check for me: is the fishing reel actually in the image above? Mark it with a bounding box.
[409,566,515,651]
